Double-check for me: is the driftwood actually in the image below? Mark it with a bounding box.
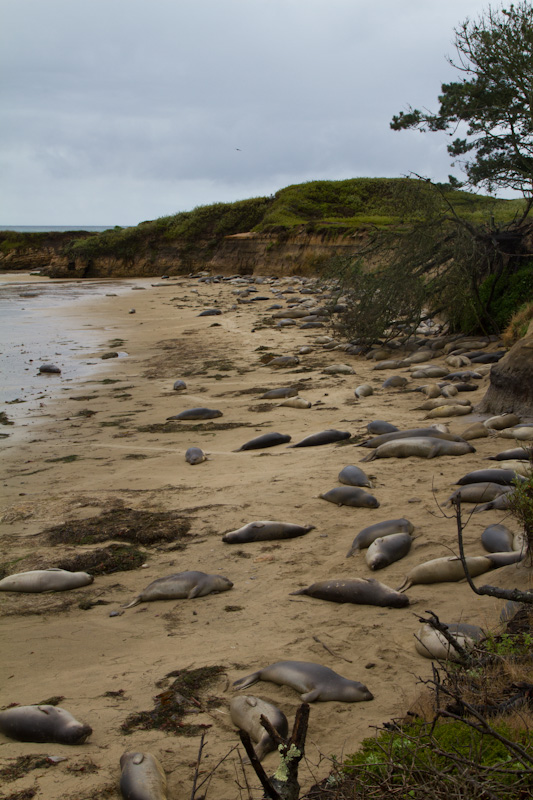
[239,703,310,800]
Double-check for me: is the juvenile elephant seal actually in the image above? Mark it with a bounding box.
[473,494,513,513]
[359,427,455,448]
[267,356,299,368]
[354,384,373,398]
[38,363,61,374]
[397,555,493,592]
[289,429,351,447]
[0,705,92,744]
[488,447,533,462]
[338,465,372,488]
[445,482,512,506]
[120,752,167,800]
[167,408,222,420]
[319,486,379,508]
[485,550,526,567]
[260,387,298,399]
[0,568,94,593]
[278,397,312,409]
[481,524,515,553]
[415,622,483,661]
[232,661,373,703]
[425,404,473,419]
[361,437,475,462]
[229,696,289,761]
[124,571,233,608]
[185,447,208,465]
[291,578,409,608]
[366,420,399,435]
[366,532,412,570]
[459,422,490,440]
[484,413,521,430]
[499,426,533,441]
[456,468,524,486]
[347,518,414,556]
[222,521,314,544]
[172,379,187,391]
[382,375,408,388]
[236,432,291,451]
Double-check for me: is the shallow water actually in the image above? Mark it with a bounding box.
[0,273,141,416]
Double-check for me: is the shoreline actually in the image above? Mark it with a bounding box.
[1,275,531,799]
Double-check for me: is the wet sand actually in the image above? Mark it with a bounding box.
[1,274,531,800]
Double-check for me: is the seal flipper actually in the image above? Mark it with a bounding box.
[122,596,141,609]
[396,578,412,593]
[232,671,262,690]
[300,688,320,702]
[360,451,376,463]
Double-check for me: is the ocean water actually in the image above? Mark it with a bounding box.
[0,225,116,233]
[0,274,141,424]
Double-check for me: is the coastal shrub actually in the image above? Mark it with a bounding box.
[458,262,533,333]
[502,300,533,345]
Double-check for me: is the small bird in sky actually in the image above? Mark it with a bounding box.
[235,147,241,151]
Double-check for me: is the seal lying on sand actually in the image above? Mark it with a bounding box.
[290,578,409,608]
[361,437,475,462]
[415,622,484,661]
[185,447,208,465]
[347,518,414,556]
[222,521,314,543]
[397,556,493,592]
[319,486,379,508]
[119,752,167,800]
[288,429,351,447]
[0,569,94,593]
[233,661,373,702]
[123,571,233,608]
[229,696,289,761]
[236,432,291,451]
[0,705,92,744]
[366,532,412,570]
[167,408,222,420]
[338,465,372,488]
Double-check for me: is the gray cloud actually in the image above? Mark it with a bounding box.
[0,0,505,225]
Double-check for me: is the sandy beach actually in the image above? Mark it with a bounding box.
[1,274,531,800]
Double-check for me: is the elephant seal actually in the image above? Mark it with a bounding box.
[481,524,515,553]
[473,494,513,513]
[267,356,299,368]
[361,437,475,462]
[185,447,208,465]
[347,518,414,556]
[488,447,533,462]
[223,521,314,544]
[366,532,412,570]
[232,661,373,703]
[290,578,409,607]
[366,421,399,435]
[260,387,298,399]
[278,397,312,409]
[485,550,526,567]
[354,384,373,398]
[338,465,372,488]
[198,308,221,316]
[445,482,512,506]
[289,429,351,447]
[484,413,521,430]
[415,622,483,661]
[397,555,493,592]
[236,432,291,451]
[459,422,490,440]
[359,427,454,448]
[0,705,92,744]
[120,752,167,800]
[498,426,533,441]
[123,571,233,608]
[173,379,187,391]
[424,404,473,419]
[382,376,408,388]
[456,468,524,486]
[38,363,61,374]
[167,408,222,420]
[319,486,379,508]
[229,696,289,761]
[0,569,94,593]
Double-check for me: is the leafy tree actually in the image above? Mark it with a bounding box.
[391,2,533,199]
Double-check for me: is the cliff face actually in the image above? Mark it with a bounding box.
[478,320,533,418]
[22,229,367,279]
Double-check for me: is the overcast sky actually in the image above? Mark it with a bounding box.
[0,0,504,226]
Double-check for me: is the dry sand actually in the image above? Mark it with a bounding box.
[1,274,531,800]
